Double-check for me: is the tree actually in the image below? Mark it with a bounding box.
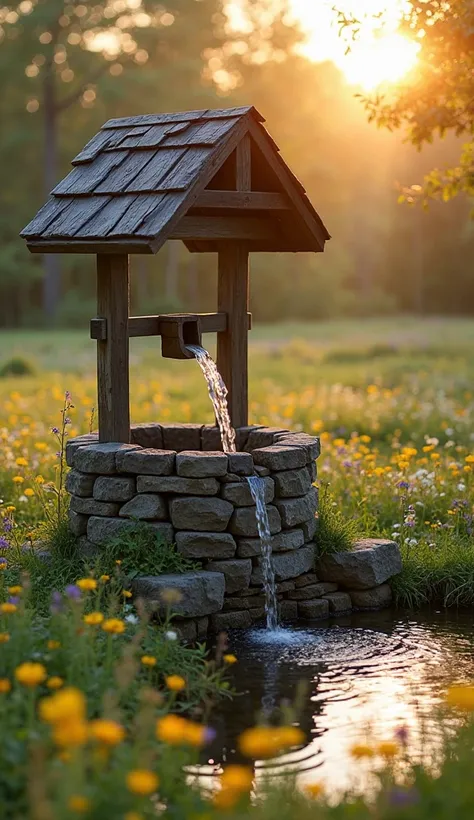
[339,1,474,209]
[0,0,224,318]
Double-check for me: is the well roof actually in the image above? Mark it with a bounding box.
[21,106,330,254]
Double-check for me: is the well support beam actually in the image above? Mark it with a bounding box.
[217,243,250,429]
[96,253,130,442]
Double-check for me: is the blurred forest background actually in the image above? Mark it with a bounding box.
[1,0,472,328]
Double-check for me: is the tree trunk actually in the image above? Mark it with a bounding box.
[42,70,60,322]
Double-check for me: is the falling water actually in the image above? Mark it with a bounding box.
[187,343,279,630]
[247,476,279,630]
[186,345,236,454]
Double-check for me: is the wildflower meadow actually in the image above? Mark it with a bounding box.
[1,317,474,818]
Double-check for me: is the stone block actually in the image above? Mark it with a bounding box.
[201,427,224,452]
[87,516,174,546]
[294,572,320,589]
[275,489,318,529]
[236,528,304,558]
[76,536,101,561]
[251,544,315,584]
[74,443,139,474]
[221,477,274,507]
[170,497,233,532]
[162,423,203,452]
[288,582,338,601]
[234,426,264,451]
[308,461,317,483]
[254,466,270,477]
[130,423,163,450]
[205,558,252,593]
[276,580,295,593]
[274,433,321,462]
[245,427,290,451]
[228,452,254,476]
[348,584,392,610]
[229,505,281,537]
[279,600,298,620]
[197,617,209,640]
[137,475,219,496]
[133,571,225,618]
[176,451,228,478]
[119,494,167,521]
[233,586,262,597]
[322,592,352,614]
[211,611,252,631]
[298,599,329,620]
[301,517,318,543]
[316,539,402,590]
[65,469,96,498]
[69,496,119,518]
[223,594,266,611]
[93,476,136,503]
[68,509,88,537]
[176,532,236,560]
[175,619,197,643]
[66,434,98,467]
[273,468,312,498]
[249,607,265,623]
[252,445,307,471]
[116,448,176,476]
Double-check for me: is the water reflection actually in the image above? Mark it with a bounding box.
[193,609,474,796]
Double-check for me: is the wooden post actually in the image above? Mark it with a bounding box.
[217,244,249,429]
[96,253,130,442]
[216,133,252,429]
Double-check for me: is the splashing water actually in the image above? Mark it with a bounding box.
[247,476,279,630]
[186,345,236,454]
[187,344,279,630]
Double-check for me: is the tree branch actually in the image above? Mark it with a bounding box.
[56,60,116,113]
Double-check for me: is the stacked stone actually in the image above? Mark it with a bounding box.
[65,423,320,636]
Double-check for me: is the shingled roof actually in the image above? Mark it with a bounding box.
[21,106,330,254]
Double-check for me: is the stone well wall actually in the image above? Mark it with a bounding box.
[65,424,320,634]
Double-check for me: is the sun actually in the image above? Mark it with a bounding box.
[290,0,420,90]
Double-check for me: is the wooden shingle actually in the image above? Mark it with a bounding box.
[21,105,330,254]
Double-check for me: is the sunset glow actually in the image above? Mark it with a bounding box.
[291,0,420,89]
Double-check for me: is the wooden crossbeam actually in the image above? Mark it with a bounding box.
[90,312,252,341]
[170,215,275,242]
[194,190,289,210]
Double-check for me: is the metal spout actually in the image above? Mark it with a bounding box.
[159,314,202,360]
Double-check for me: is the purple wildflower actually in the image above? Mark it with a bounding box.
[395,725,409,745]
[0,536,10,549]
[65,417,71,425]
[388,787,419,807]
[65,584,81,600]
[50,590,63,614]
[56,452,62,458]
[0,558,7,569]
[65,391,71,401]
[397,481,410,490]
[51,426,60,435]
[203,727,217,744]
[3,518,12,533]
[343,460,352,468]
[8,596,20,606]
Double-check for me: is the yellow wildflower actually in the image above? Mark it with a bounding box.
[102,618,125,634]
[141,656,157,667]
[53,719,88,748]
[67,795,90,813]
[39,687,86,724]
[47,677,64,690]
[15,457,28,467]
[446,685,474,711]
[166,674,186,692]
[223,654,237,665]
[35,475,45,484]
[77,578,97,592]
[220,765,253,793]
[0,679,11,693]
[83,612,104,626]
[377,741,399,759]
[24,488,34,497]
[304,783,323,799]
[7,585,22,595]
[0,633,9,643]
[122,589,132,598]
[90,719,125,746]
[0,603,17,614]
[350,743,375,759]
[126,769,159,796]
[238,725,303,759]
[156,714,189,744]
[47,640,61,650]
[15,662,47,687]
[99,574,110,582]
[12,476,23,483]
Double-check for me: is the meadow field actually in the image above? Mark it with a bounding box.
[1,317,474,818]
[1,316,474,606]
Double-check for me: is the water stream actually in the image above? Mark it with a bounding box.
[187,344,279,629]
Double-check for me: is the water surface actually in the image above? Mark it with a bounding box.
[196,609,474,795]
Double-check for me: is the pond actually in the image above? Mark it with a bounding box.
[194,609,474,796]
